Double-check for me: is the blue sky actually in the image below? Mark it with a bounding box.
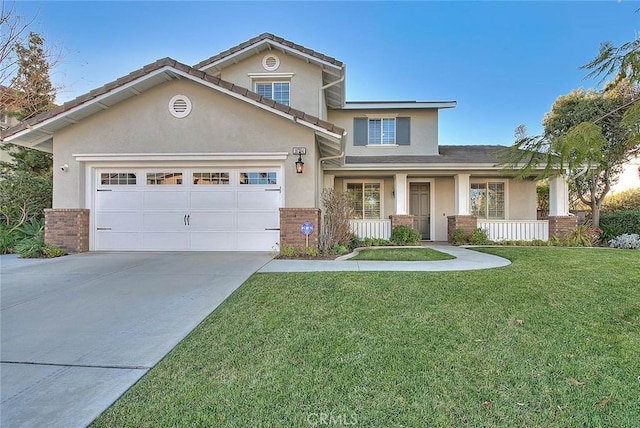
[13,1,639,146]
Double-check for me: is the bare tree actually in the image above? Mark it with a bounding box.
[0,2,30,78]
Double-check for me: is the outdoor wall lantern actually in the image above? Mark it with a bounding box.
[295,155,305,174]
[293,147,306,174]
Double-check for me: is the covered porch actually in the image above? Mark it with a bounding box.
[326,173,575,242]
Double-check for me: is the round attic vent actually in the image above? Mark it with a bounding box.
[262,54,280,71]
[168,95,192,118]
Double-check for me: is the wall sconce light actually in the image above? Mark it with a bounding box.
[292,147,306,174]
[295,155,304,174]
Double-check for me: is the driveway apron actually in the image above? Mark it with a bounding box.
[0,252,273,428]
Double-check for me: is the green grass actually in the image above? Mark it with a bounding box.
[349,247,455,261]
[92,248,640,427]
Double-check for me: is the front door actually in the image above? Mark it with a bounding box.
[410,183,430,240]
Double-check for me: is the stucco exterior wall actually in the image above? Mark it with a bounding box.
[433,177,455,241]
[507,179,537,220]
[52,79,317,208]
[215,53,323,117]
[610,156,640,194]
[328,109,439,156]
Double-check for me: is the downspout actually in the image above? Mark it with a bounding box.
[318,76,345,120]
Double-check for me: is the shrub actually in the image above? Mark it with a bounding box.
[13,236,67,258]
[363,238,390,247]
[599,210,640,239]
[0,224,19,254]
[319,189,353,252]
[332,244,349,255]
[451,228,468,245]
[549,235,564,246]
[303,247,319,257]
[608,233,640,249]
[16,217,45,241]
[469,228,492,245]
[566,223,600,247]
[390,226,422,246]
[42,244,67,258]
[531,239,548,246]
[602,187,640,213]
[279,245,299,258]
[15,236,46,258]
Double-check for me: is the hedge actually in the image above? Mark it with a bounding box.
[600,210,640,238]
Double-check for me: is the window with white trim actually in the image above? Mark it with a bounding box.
[471,182,505,219]
[346,182,382,219]
[368,118,396,145]
[255,82,290,106]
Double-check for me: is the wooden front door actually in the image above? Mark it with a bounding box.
[409,183,430,240]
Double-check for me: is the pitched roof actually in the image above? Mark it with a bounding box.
[194,32,344,71]
[345,145,510,165]
[1,57,345,144]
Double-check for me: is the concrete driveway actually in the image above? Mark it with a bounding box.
[0,251,273,428]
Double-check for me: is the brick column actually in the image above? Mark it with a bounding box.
[389,214,414,229]
[447,215,477,242]
[548,215,577,238]
[279,208,321,251]
[44,208,90,253]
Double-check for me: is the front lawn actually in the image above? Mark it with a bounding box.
[349,247,455,261]
[93,248,640,427]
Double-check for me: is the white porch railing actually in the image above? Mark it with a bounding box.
[478,220,549,241]
[349,219,392,240]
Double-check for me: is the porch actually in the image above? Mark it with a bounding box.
[330,173,575,243]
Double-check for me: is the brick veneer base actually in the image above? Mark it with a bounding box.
[279,208,321,251]
[447,215,478,242]
[389,214,414,230]
[548,215,578,238]
[45,209,90,253]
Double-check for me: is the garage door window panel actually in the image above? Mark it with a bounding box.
[193,172,230,185]
[240,172,277,185]
[146,172,184,185]
[100,172,137,185]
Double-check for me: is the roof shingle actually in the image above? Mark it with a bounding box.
[193,32,344,70]
[1,57,345,140]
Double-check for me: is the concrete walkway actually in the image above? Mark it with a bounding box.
[259,244,511,272]
[0,252,273,428]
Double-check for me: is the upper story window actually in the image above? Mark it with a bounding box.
[353,117,411,146]
[471,182,505,219]
[368,118,396,145]
[255,82,290,106]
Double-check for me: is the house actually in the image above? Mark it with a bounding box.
[0,33,576,252]
[610,156,640,194]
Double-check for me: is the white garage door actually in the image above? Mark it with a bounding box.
[94,168,282,251]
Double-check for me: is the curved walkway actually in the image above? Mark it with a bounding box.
[259,244,511,273]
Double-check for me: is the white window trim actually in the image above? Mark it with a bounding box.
[344,179,385,219]
[366,117,397,146]
[254,81,290,105]
[470,179,509,220]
